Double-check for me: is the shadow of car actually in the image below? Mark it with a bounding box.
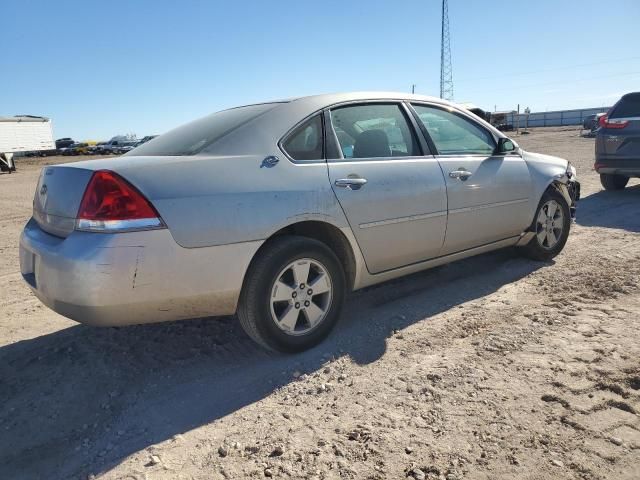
[576,184,640,233]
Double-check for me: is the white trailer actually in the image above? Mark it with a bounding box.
[0,116,55,173]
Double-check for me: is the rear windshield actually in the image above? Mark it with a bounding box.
[127,103,279,156]
[609,93,640,119]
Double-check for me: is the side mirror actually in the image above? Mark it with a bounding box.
[496,137,516,154]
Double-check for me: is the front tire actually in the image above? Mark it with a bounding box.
[600,173,629,191]
[521,188,571,261]
[238,236,346,353]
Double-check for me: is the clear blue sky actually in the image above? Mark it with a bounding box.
[2,0,639,140]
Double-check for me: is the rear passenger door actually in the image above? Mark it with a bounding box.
[410,103,531,255]
[326,102,448,274]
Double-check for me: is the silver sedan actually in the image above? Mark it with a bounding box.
[20,92,580,352]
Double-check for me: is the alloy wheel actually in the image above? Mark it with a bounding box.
[535,199,564,249]
[269,258,333,336]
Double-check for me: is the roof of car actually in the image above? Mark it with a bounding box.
[189,91,489,157]
[236,91,452,110]
[294,91,450,104]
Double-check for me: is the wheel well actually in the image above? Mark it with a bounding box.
[549,180,572,205]
[260,221,357,290]
[522,182,569,233]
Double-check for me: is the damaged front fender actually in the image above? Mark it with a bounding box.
[522,151,580,221]
[551,162,580,220]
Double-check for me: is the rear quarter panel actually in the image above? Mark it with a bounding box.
[66,100,353,249]
[98,155,349,248]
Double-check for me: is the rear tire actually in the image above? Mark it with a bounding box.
[237,236,346,353]
[600,173,629,191]
[520,188,571,261]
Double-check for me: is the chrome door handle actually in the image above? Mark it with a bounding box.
[449,169,472,180]
[335,177,367,190]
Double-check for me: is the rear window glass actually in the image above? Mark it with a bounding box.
[281,114,323,160]
[127,103,278,156]
[610,93,640,119]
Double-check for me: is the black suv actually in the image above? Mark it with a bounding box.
[55,137,75,150]
[595,92,640,190]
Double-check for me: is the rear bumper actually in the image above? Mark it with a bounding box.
[594,157,640,176]
[19,218,262,326]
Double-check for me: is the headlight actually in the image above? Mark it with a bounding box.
[566,162,576,179]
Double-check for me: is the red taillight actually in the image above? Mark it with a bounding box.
[599,115,629,129]
[78,170,158,220]
[76,170,163,231]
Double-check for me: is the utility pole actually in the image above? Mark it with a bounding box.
[411,84,416,94]
[440,0,454,101]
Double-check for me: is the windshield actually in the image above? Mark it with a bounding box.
[127,103,280,156]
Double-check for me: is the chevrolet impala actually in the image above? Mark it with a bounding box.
[20,92,580,352]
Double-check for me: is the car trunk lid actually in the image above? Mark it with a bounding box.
[33,166,94,237]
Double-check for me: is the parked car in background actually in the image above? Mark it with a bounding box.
[99,140,118,154]
[62,143,90,156]
[595,92,640,190]
[87,142,106,155]
[136,135,157,146]
[20,92,579,352]
[113,140,139,155]
[55,137,74,149]
[460,103,490,122]
[24,149,57,157]
[76,143,92,155]
[583,113,606,131]
[99,139,127,154]
[583,114,596,130]
[98,137,139,154]
[496,123,515,132]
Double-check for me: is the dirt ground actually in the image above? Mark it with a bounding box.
[1,127,639,480]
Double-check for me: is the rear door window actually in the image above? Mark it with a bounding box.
[609,93,640,119]
[329,104,420,159]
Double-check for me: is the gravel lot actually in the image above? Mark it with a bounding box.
[1,127,639,480]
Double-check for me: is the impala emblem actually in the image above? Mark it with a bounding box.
[40,184,48,195]
[260,155,279,168]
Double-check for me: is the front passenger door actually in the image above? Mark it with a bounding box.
[411,104,531,255]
